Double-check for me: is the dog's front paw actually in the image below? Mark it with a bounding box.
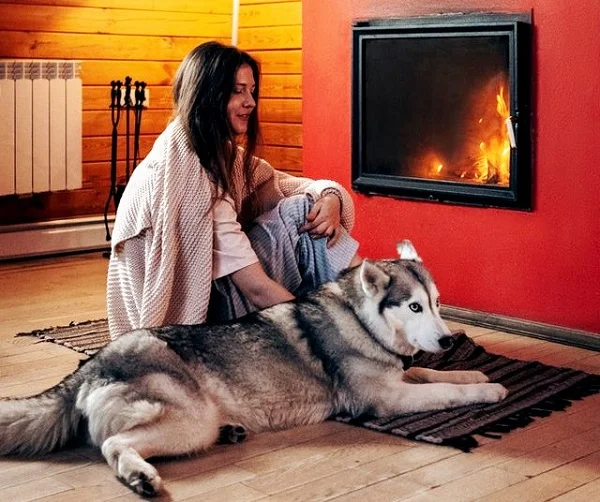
[483,383,509,403]
[127,470,163,498]
[119,462,162,497]
[458,370,490,384]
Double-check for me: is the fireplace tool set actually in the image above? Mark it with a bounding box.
[104,77,147,241]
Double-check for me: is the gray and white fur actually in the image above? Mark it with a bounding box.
[0,240,507,497]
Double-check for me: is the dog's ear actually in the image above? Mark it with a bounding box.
[360,260,391,298]
[397,239,422,262]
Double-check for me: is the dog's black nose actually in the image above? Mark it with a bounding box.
[439,336,455,350]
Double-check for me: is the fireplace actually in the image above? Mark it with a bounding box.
[352,13,532,210]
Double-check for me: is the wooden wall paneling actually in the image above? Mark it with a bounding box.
[0,0,233,14]
[249,50,302,74]
[0,32,222,61]
[83,86,173,110]
[261,123,302,147]
[239,0,302,176]
[237,25,302,50]
[83,109,171,137]
[258,146,303,173]
[0,5,231,37]
[0,0,306,225]
[0,0,232,225]
[260,74,302,98]
[83,78,300,110]
[259,98,302,123]
[82,136,156,163]
[81,62,180,87]
[237,0,294,4]
[239,1,301,26]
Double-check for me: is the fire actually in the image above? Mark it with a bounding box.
[425,153,447,177]
[419,81,511,186]
[473,86,511,184]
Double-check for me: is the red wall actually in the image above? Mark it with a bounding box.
[303,0,600,333]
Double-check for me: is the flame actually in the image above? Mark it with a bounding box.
[415,79,511,186]
[423,153,448,177]
[474,86,511,184]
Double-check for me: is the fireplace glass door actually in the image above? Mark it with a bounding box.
[352,14,532,209]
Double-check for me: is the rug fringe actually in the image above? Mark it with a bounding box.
[448,374,600,452]
[15,318,108,338]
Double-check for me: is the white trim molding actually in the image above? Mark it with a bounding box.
[232,0,240,46]
[0,215,113,261]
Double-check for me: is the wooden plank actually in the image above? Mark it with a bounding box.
[477,471,582,502]
[240,0,295,4]
[242,431,410,496]
[0,31,225,61]
[0,472,72,500]
[497,428,600,478]
[250,50,302,74]
[239,1,301,27]
[82,161,130,187]
[261,122,302,147]
[83,85,172,110]
[0,186,114,224]
[82,109,171,136]
[551,479,600,502]
[396,467,527,502]
[0,0,233,14]
[152,465,257,500]
[83,134,156,163]
[261,74,302,98]
[258,145,302,173]
[176,482,264,502]
[0,5,231,37]
[81,61,178,87]
[238,25,302,50]
[65,51,299,86]
[550,451,600,483]
[259,98,302,123]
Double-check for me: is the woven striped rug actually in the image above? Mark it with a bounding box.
[18,321,599,451]
[18,319,110,356]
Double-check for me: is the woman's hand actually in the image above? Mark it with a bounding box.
[299,194,342,248]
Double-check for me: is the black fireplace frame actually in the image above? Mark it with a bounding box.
[351,13,533,210]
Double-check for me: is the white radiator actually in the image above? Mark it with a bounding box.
[0,60,82,196]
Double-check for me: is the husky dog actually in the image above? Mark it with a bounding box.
[0,240,507,496]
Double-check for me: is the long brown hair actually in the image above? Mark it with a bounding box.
[172,41,260,205]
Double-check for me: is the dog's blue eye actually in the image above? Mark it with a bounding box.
[409,302,422,313]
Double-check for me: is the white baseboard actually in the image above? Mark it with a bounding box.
[0,216,113,261]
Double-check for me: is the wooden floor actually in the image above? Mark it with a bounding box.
[0,253,598,502]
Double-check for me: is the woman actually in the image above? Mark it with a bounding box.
[107,41,360,339]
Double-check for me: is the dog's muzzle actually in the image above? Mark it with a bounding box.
[438,336,455,350]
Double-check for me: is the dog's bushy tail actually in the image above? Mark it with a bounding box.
[0,371,84,456]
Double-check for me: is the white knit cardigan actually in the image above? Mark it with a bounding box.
[107,118,355,338]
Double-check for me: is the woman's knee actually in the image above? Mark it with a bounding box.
[276,194,312,226]
[252,194,311,236]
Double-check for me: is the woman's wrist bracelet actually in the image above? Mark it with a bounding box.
[320,188,343,208]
